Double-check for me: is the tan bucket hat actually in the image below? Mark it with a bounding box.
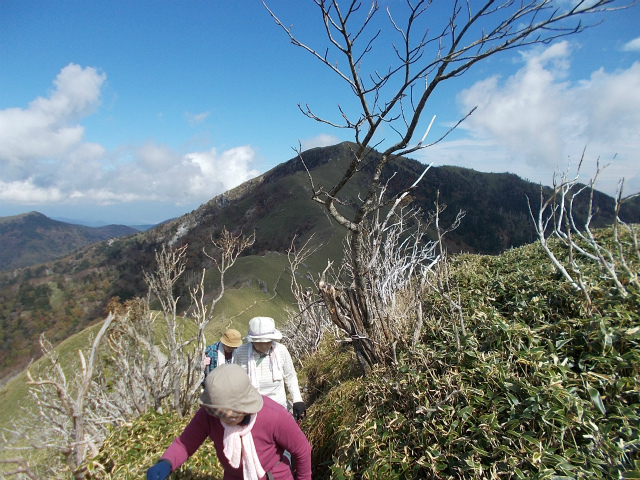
[199,364,263,414]
[220,328,242,348]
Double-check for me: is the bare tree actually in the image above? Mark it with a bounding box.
[527,156,640,315]
[184,227,256,409]
[2,314,116,480]
[263,0,634,370]
[315,181,456,370]
[142,244,193,414]
[0,457,39,480]
[103,297,170,414]
[111,228,255,417]
[280,235,336,365]
[0,229,256,479]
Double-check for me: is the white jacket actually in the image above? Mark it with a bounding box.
[232,342,303,408]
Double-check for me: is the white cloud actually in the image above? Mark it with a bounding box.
[456,41,573,169]
[0,63,106,169]
[554,0,607,9]
[577,63,640,141]
[0,65,263,211]
[421,42,640,196]
[300,134,341,151]
[0,140,262,208]
[185,111,210,125]
[184,146,261,200]
[62,143,262,207]
[622,37,640,52]
[30,63,105,119]
[0,178,65,204]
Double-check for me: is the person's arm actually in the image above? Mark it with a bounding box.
[160,408,212,470]
[273,408,312,480]
[279,345,303,404]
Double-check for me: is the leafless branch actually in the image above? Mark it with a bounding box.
[262,0,634,370]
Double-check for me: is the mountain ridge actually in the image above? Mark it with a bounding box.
[52,216,158,231]
[0,212,139,271]
[0,142,638,383]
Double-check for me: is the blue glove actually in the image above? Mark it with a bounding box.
[147,460,171,480]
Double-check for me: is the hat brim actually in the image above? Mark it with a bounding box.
[220,338,243,348]
[199,387,263,414]
[244,331,283,342]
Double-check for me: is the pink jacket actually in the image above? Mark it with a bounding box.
[161,395,311,480]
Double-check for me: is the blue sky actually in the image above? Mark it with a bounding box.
[1,1,639,225]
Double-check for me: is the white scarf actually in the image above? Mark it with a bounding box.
[216,342,226,367]
[222,414,265,480]
[247,342,283,389]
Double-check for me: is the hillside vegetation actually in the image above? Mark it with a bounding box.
[0,212,138,271]
[89,225,639,479]
[2,144,639,384]
[1,146,638,478]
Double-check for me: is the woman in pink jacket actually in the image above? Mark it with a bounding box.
[146,364,311,480]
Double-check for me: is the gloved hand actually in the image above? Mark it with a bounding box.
[292,401,306,421]
[147,460,172,480]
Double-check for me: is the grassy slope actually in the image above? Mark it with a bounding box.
[0,164,347,431]
[4,142,638,476]
[86,227,638,479]
[4,143,637,386]
[10,222,638,478]
[301,231,640,479]
[0,243,324,432]
[0,321,106,457]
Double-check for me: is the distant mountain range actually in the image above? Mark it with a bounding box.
[0,212,139,271]
[0,142,638,383]
[53,216,158,231]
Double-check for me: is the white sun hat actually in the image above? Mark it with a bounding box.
[244,316,283,342]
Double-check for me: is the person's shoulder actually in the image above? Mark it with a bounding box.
[274,342,293,358]
[274,342,290,352]
[205,342,219,357]
[193,406,216,425]
[262,395,279,408]
[261,395,290,416]
[233,343,251,360]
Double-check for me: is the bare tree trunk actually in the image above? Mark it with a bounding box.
[3,229,256,478]
[19,313,116,479]
[263,0,633,369]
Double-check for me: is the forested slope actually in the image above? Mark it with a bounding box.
[92,225,639,479]
[1,143,638,389]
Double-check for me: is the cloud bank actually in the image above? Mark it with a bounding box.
[0,64,261,214]
[622,37,640,52]
[423,42,640,196]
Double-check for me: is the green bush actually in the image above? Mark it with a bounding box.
[92,228,639,479]
[88,410,223,480]
[302,236,639,479]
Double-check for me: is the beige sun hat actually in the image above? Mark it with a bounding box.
[220,328,242,348]
[199,364,263,414]
[244,316,283,342]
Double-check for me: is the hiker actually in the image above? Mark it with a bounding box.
[146,364,311,480]
[232,317,306,422]
[204,328,243,378]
